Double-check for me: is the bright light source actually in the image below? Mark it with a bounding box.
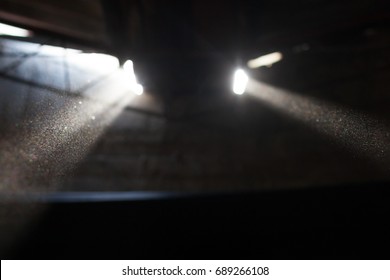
[0,23,30,37]
[78,53,119,70]
[233,69,249,95]
[40,45,81,56]
[247,52,283,69]
[135,84,143,95]
[61,51,120,76]
[122,59,143,95]
[123,60,137,83]
[123,60,134,74]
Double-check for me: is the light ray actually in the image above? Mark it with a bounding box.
[0,48,143,196]
[247,79,390,166]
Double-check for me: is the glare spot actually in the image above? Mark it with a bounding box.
[77,53,119,70]
[40,45,81,56]
[247,52,283,69]
[233,69,249,95]
[135,84,143,95]
[0,22,31,37]
[123,60,135,74]
[122,59,144,95]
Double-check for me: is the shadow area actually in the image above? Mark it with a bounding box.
[3,182,390,259]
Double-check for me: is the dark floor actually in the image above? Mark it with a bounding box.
[2,182,390,259]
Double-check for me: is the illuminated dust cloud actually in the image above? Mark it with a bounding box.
[0,92,133,196]
[0,46,140,197]
[247,79,390,170]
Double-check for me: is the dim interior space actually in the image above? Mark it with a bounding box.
[0,0,390,258]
